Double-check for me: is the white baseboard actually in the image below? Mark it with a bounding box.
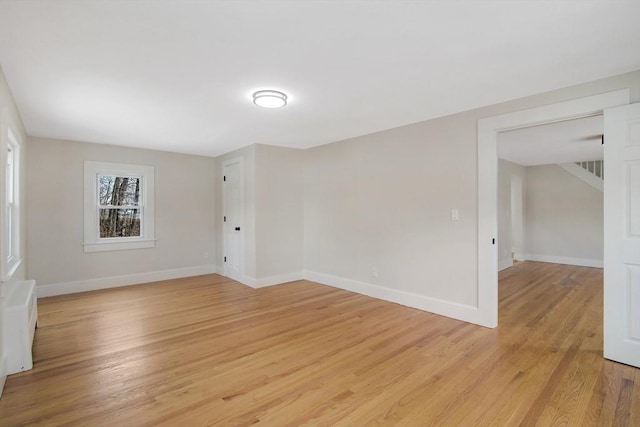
[498,258,514,271]
[303,270,485,326]
[36,264,219,298]
[239,271,304,289]
[519,254,603,268]
[0,354,6,399]
[514,253,527,262]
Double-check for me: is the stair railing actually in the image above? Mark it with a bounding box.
[575,160,604,180]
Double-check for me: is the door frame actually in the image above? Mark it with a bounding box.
[476,89,630,328]
[222,156,244,281]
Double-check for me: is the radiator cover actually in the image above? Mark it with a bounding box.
[3,280,37,375]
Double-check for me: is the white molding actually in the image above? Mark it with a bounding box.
[2,128,22,283]
[36,264,218,298]
[1,258,22,283]
[520,254,603,268]
[514,252,527,261]
[239,271,304,289]
[83,161,155,253]
[303,270,486,326]
[558,163,603,192]
[498,258,514,271]
[478,89,630,328]
[252,271,304,288]
[83,239,156,253]
[0,354,6,399]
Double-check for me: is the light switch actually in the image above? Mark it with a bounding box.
[451,208,459,221]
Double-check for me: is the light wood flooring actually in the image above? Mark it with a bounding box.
[0,261,638,426]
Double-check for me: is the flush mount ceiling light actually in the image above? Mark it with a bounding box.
[252,90,288,108]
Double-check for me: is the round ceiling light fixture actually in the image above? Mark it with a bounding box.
[252,90,288,108]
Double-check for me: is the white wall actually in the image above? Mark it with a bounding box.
[27,137,217,296]
[254,144,304,281]
[304,116,478,306]
[523,164,604,267]
[302,71,640,323]
[498,160,603,270]
[498,159,525,270]
[5,68,640,343]
[0,65,28,396]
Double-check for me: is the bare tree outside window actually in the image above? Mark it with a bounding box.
[98,175,142,238]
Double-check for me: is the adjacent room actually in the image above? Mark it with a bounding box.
[0,1,639,425]
[497,115,605,272]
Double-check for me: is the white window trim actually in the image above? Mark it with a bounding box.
[1,128,22,282]
[83,161,155,253]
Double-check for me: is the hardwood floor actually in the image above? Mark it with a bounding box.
[0,261,638,426]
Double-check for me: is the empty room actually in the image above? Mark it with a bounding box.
[0,1,639,425]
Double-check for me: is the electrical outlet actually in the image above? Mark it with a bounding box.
[371,266,378,278]
[203,252,209,259]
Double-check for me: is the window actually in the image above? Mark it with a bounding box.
[2,128,21,281]
[98,175,142,238]
[84,161,155,252]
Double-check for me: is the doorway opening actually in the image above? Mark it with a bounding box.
[496,114,605,272]
[476,89,630,328]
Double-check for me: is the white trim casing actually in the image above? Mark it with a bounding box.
[225,270,487,326]
[2,128,22,283]
[519,254,603,268]
[303,270,484,326]
[478,89,630,328]
[514,252,528,262]
[83,240,155,253]
[36,264,217,298]
[238,271,304,289]
[83,161,155,253]
[0,354,6,398]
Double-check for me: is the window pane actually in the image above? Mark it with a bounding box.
[99,208,141,238]
[99,175,141,206]
[6,146,13,203]
[6,206,11,260]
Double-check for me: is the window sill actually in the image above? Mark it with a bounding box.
[1,257,23,283]
[83,239,156,253]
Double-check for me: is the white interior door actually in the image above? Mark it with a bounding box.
[223,158,243,281]
[603,103,640,368]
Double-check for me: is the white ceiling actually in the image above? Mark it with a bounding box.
[0,1,639,158]
[498,115,604,166]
